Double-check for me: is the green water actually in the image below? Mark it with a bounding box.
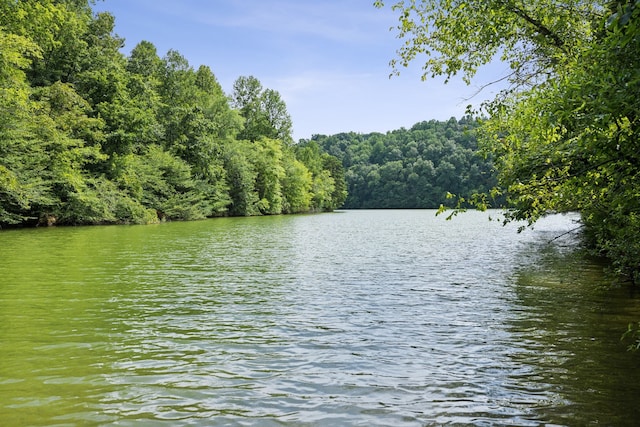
[1,210,639,426]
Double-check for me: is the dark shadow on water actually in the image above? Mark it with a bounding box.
[507,240,640,426]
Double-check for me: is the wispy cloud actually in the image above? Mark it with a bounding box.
[157,0,391,45]
[271,71,376,99]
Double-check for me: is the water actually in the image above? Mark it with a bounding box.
[1,210,639,426]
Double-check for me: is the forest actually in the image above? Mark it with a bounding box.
[0,0,347,227]
[305,117,498,209]
[6,0,639,292]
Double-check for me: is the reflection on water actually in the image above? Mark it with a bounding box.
[0,210,639,426]
[508,243,640,426]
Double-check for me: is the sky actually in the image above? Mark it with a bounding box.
[93,0,508,141]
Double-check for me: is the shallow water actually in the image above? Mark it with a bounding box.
[1,210,639,426]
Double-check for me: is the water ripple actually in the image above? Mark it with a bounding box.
[1,211,640,425]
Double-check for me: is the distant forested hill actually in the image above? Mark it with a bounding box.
[302,117,498,209]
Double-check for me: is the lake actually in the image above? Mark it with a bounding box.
[1,209,639,426]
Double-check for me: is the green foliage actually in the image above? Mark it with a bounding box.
[379,0,640,284]
[111,146,211,222]
[222,139,260,216]
[474,2,640,280]
[307,118,497,209]
[375,0,601,84]
[321,154,348,210]
[231,76,293,144]
[0,1,347,228]
[30,81,108,225]
[623,322,640,352]
[0,0,91,86]
[0,28,47,225]
[252,137,285,215]
[281,150,313,213]
[295,140,347,211]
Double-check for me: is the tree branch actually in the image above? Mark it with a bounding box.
[548,224,584,243]
[507,4,567,52]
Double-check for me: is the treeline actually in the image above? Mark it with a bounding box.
[305,117,498,209]
[0,0,346,227]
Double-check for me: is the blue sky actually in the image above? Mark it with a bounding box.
[94,0,507,141]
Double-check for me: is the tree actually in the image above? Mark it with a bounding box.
[194,65,243,141]
[122,41,165,154]
[222,140,259,216]
[111,145,211,221]
[261,88,293,144]
[479,2,640,279]
[252,137,285,214]
[0,29,49,225]
[126,40,163,78]
[281,150,313,213]
[374,0,602,85]
[295,140,350,211]
[321,153,348,210]
[231,75,293,143]
[377,1,640,281]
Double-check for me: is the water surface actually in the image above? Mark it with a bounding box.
[1,210,639,426]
